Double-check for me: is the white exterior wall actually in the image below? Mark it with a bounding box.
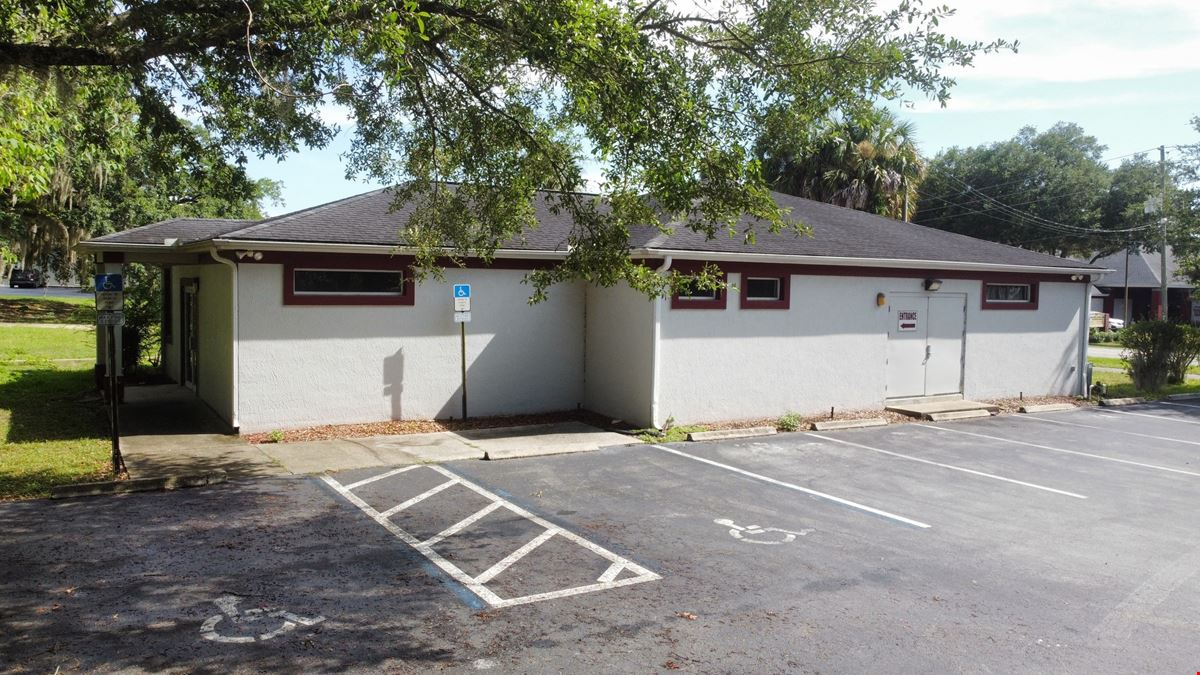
[656,274,1087,425]
[236,264,585,433]
[583,283,655,426]
[163,263,235,424]
[963,280,1085,400]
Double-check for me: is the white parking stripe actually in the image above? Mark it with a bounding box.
[650,444,931,529]
[323,466,661,609]
[808,433,1088,499]
[1157,400,1200,410]
[379,478,460,518]
[915,424,1200,477]
[1095,408,1200,426]
[1014,414,1200,447]
[474,528,558,584]
[321,475,506,606]
[421,501,505,548]
[343,465,421,490]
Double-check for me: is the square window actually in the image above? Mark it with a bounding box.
[744,277,782,301]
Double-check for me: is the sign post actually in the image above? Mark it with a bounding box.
[95,273,126,476]
[453,284,472,419]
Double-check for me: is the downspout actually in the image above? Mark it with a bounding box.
[649,256,673,428]
[1078,277,1091,397]
[209,247,240,430]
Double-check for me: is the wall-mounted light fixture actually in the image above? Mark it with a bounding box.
[923,278,943,291]
[1070,274,1084,281]
[876,292,887,307]
[236,250,264,261]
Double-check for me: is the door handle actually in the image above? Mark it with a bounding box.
[923,344,931,364]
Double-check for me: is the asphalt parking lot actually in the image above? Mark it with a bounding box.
[3,400,1200,673]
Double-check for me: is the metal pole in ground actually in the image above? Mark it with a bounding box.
[460,321,468,420]
[107,323,125,476]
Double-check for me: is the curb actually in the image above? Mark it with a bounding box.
[1099,397,1146,407]
[1018,403,1077,413]
[50,471,228,500]
[927,410,992,422]
[1166,393,1200,401]
[687,426,777,442]
[811,417,889,431]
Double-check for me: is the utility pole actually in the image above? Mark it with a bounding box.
[1159,145,1169,320]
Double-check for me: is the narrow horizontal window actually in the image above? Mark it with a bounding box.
[744,277,782,301]
[677,286,720,301]
[294,269,405,295]
[985,283,1031,302]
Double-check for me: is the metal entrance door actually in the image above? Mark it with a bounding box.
[181,280,199,391]
[885,293,965,398]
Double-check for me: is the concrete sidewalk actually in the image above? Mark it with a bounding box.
[122,421,635,479]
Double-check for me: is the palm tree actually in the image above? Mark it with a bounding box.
[759,107,925,221]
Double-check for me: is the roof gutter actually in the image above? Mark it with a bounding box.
[628,248,1110,277]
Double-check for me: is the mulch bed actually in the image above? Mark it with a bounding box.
[246,395,1089,444]
[245,409,617,444]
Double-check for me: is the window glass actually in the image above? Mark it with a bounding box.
[677,280,720,300]
[294,269,404,295]
[985,283,1031,302]
[745,277,782,301]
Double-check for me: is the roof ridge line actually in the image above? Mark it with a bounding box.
[221,186,394,239]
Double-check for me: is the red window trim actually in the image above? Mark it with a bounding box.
[670,267,728,310]
[282,254,414,306]
[980,280,1039,310]
[739,271,790,310]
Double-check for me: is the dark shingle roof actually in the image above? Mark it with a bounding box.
[1088,247,1192,289]
[83,187,1104,271]
[87,218,256,245]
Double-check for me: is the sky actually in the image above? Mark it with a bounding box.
[245,0,1200,216]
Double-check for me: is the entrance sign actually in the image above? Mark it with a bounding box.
[453,284,472,311]
[897,310,919,332]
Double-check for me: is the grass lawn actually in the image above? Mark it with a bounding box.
[1093,370,1200,399]
[1088,355,1200,376]
[0,324,109,499]
[0,296,95,324]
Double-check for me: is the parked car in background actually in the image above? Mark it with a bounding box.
[8,269,47,288]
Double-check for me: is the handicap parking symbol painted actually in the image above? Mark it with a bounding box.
[715,518,813,545]
[199,595,324,644]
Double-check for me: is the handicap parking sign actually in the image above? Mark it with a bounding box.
[453,284,471,312]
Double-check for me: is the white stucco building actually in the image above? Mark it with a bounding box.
[79,188,1105,433]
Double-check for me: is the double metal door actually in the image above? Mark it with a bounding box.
[886,294,966,399]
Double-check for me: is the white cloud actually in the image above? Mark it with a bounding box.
[907,90,1194,114]
[939,0,1200,83]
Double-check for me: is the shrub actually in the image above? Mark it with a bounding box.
[1122,321,1200,391]
[267,430,285,443]
[777,412,803,432]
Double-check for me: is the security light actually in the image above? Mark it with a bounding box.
[923,278,943,291]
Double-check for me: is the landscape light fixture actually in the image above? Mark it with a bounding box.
[923,278,943,291]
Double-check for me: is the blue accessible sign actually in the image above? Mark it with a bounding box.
[95,274,123,292]
[453,284,472,314]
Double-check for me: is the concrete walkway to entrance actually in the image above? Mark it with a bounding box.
[118,386,634,479]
